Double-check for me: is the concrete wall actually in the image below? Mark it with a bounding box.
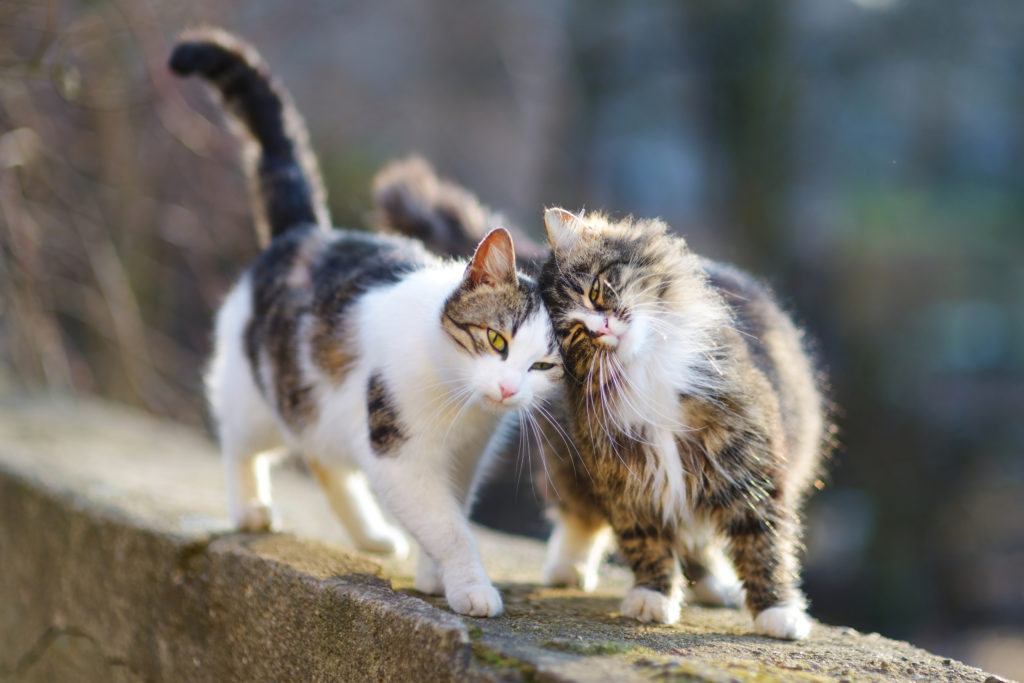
[0,396,1003,682]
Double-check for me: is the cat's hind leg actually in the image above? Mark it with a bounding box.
[211,352,283,531]
[209,279,283,532]
[224,447,278,532]
[677,525,745,607]
[308,460,409,558]
[542,508,612,592]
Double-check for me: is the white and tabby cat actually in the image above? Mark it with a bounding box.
[170,29,562,617]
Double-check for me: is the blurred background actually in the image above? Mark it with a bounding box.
[1,0,1022,678]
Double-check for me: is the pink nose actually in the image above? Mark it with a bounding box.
[499,384,517,400]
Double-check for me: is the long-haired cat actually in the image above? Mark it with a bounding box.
[169,29,563,617]
[534,208,828,639]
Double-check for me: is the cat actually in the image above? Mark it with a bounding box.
[532,208,828,639]
[169,28,564,617]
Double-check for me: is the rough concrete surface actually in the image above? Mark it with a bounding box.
[0,395,1009,682]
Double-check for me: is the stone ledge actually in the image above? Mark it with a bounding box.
[0,395,1004,682]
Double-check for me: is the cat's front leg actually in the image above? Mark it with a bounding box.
[367,453,501,617]
[613,523,683,624]
[718,504,811,640]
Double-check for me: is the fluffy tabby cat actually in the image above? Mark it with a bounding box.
[169,28,563,617]
[533,208,827,639]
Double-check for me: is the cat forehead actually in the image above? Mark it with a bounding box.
[443,278,541,331]
[558,238,645,276]
[508,309,557,353]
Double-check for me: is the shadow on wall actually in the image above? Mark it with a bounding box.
[0,0,1021,679]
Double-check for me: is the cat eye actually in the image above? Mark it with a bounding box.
[588,277,603,307]
[530,362,554,371]
[487,329,508,356]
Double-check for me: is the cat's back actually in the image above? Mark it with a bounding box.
[230,225,442,429]
[247,224,435,308]
[702,259,826,487]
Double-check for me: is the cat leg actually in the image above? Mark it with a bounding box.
[308,460,409,558]
[542,508,611,592]
[366,452,501,617]
[223,448,276,532]
[718,505,811,640]
[614,523,683,624]
[208,279,283,532]
[677,530,744,607]
[414,552,444,595]
[218,407,282,532]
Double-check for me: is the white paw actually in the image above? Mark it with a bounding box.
[620,587,681,624]
[690,574,745,608]
[415,559,444,596]
[235,503,273,532]
[356,526,410,559]
[753,604,812,640]
[447,583,503,617]
[542,561,599,592]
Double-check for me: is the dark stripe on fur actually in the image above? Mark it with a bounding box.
[169,28,328,241]
[367,372,406,456]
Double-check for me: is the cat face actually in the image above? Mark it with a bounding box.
[538,208,696,382]
[441,229,563,411]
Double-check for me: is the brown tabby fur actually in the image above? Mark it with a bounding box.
[538,210,829,623]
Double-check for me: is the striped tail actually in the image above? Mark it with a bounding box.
[169,28,329,241]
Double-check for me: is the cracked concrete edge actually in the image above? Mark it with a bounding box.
[0,470,484,682]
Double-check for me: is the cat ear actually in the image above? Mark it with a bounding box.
[466,228,517,287]
[544,207,585,252]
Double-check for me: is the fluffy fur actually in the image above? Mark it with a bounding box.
[537,208,828,640]
[171,29,563,618]
[372,156,548,263]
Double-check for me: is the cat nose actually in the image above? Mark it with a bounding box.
[593,316,620,347]
[595,316,614,336]
[499,383,517,400]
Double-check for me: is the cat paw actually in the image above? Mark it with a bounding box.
[753,604,812,640]
[235,503,273,533]
[415,560,444,596]
[542,561,599,592]
[620,587,681,624]
[356,527,410,559]
[689,574,745,608]
[447,583,503,617]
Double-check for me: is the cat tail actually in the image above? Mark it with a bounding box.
[169,27,329,243]
[372,156,548,261]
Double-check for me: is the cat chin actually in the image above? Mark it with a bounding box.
[482,396,519,413]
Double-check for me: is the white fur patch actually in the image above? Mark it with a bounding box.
[415,554,444,595]
[753,604,812,640]
[621,587,681,624]
[690,574,745,608]
[542,518,612,592]
[447,583,503,617]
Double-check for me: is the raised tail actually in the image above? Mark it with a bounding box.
[371,156,548,262]
[169,28,329,242]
